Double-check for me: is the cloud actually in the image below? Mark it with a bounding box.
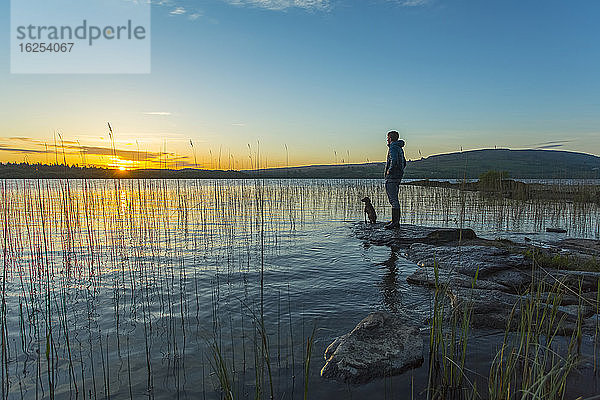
[0,140,178,163]
[535,144,566,149]
[231,123,246,127]
[6,136,78,145]
[72,145,167,161]
[154,0,326,20]
[223,0,330,11]
[400,0,431,6]
[143,111,172,116]
[0,144,49,154]
[533,140,572,146]
[531,139,573,150]
[150,1,204,20]
[153,0,172,5]
[170,6,186,14]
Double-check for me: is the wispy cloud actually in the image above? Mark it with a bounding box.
[169,6,186,15]
[0,138,179,163]
[0,144,48,154]
[8,136,78,145]
[231,123,246,127]
[155,0,326,20]
[143,111,172,116]
[400,0,432,6]
[535,144,566,149]
[149,0,204,21]
[73,145,166,161]
[531,139,573,150]
[223,0,330,11]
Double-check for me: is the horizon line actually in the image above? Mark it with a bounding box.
[1,146,599,172]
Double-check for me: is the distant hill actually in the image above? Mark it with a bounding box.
[246,149,600,179]
[1,149,599,179]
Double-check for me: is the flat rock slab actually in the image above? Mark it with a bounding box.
[558,239,600,257]
[353,222,600,336]
[450,287,585,334]
[544,269,600,293]
[353,223,477,248]
[407,243,530,278]
[406,266,510,292]
[320,311,423,384]
[406,243,600,294]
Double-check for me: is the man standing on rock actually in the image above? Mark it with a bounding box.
[384,131,406,229]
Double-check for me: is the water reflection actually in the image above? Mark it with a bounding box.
[377,246,402,313]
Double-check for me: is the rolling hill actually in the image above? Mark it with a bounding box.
[246,149,600,179]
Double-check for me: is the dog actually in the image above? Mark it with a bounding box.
[361,197,377,224]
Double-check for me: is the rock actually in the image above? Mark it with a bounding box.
[583,314,600,335]
[546,228,568,233]
[559,304,596,319]
[406,266,510,292]
[542,269,600,293]
[483,269,532,293]
[320,311,423,384]
[352,222,600,336]
[446,287,523,330]
[352,223,438,247]
[352,223,478,248]
[450,287,582,334]
[426,228,477,242]
[407,243,530,279]
[558,239,600,257]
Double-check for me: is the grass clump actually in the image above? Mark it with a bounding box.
[524,248,600,273]
[488,277,583,400]
[478,170,510,192]
[427,262,478,400]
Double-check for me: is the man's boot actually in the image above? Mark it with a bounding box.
[384,208,400,229]
[383,210,394,228]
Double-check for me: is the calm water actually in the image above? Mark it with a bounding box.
[0,179,599,400]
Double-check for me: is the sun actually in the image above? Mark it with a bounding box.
[108,157,137,171]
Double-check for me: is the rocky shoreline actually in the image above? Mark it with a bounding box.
[320,223,600,384]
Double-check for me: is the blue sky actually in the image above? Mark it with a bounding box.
[1,0,599,169]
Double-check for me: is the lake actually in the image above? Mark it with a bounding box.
[1,179,599,399]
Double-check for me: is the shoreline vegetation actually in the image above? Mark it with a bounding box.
[1,148,599,180]
[1,163,598,206]
[406,176,600,205]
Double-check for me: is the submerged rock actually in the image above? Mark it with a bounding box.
[320,311,423,384]
[353,223,478,248]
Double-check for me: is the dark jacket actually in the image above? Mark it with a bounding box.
[385,140,406,181]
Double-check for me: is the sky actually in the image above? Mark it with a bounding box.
[1,0,599,170]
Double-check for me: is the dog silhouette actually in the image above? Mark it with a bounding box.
[361,197,377,224]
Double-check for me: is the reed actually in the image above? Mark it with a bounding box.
[488,271,584,399]
[0,177,596,399]
[426,261,478,400]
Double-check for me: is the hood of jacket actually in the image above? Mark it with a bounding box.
[387,140,404,151]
